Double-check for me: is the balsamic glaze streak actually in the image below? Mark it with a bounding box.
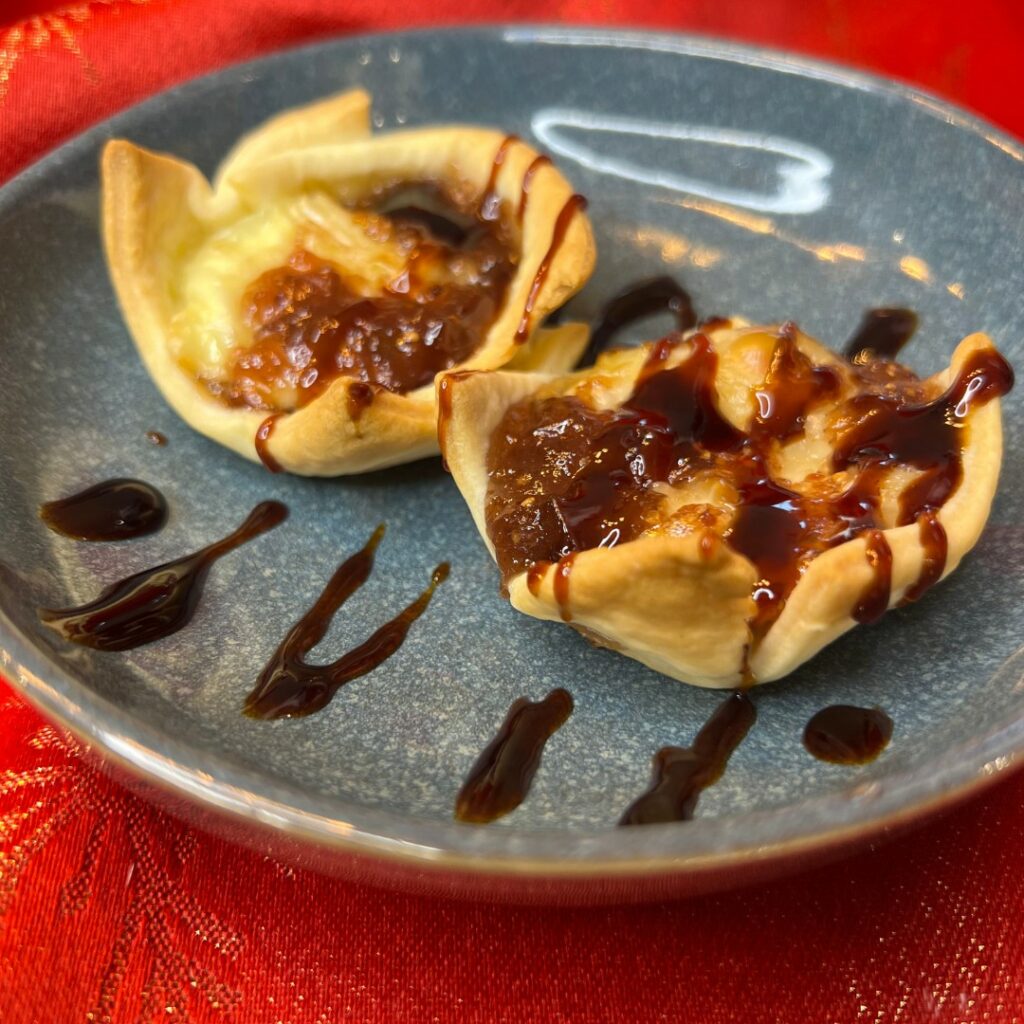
[517,155,552,221]
[582,275,697,366]
[515,193,588,343]
[478,134,519,221]
[902,511,947,605]
[437,369,477,473]
[455,688,573,823]
[39,501,288,651]
[619,692,756,825]
[843,308,918,363]
[255,413,283,473]
[243,525,449,719]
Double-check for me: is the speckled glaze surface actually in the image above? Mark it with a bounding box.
[0,27,1022,902]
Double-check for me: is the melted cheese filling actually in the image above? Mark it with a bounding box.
[168,192,414,383]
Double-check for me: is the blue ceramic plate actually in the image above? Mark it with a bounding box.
[1,27,1021,902]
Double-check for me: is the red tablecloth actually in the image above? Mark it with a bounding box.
[1,3,1023,1021]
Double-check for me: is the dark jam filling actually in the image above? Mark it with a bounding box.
[485,330,1013,644]
[211,185,517,411]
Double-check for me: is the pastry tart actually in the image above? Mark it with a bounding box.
[439,320,1013,686]
[101,89,595,474]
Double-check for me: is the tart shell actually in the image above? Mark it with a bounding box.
[439,327,1004,687]
[102,89,595,475]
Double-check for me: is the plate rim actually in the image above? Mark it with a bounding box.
[1,23,1022,881]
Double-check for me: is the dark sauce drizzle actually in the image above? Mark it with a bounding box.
[243,525,449,719]
[619,692,756,825]
[843,308,918,363]
[436,369,477,472]
[255,413,283,473]
[803,704,893,764]
[454,688,573,823]
[902,510,947,605]
[517,155,552,221]
[346,381,376,423]
[832,345,1014,540]
[751,321,841,440]
[478,134,519,222]
[581,275,697,366]
[39,501,287,652]
[853,530,893,624]
[526,560,548,597]
[515,194,588,343]
[552,553,577,622]
[40,479,168,542]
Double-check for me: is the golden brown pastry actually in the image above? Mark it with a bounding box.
[101,89,595,475]
[439,320,1013,686]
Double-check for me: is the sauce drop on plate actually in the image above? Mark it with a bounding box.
[803,705,893,764]
[40,478,168,542]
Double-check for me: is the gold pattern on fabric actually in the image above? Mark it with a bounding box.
[0,692,241,1021]
[0,2,152,101]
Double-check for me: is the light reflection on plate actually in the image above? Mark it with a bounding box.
[531,107,833,214]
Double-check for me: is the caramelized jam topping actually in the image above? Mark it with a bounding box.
[216,187,516,411]
[486,333,742,582]
[485,326,1013,648]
